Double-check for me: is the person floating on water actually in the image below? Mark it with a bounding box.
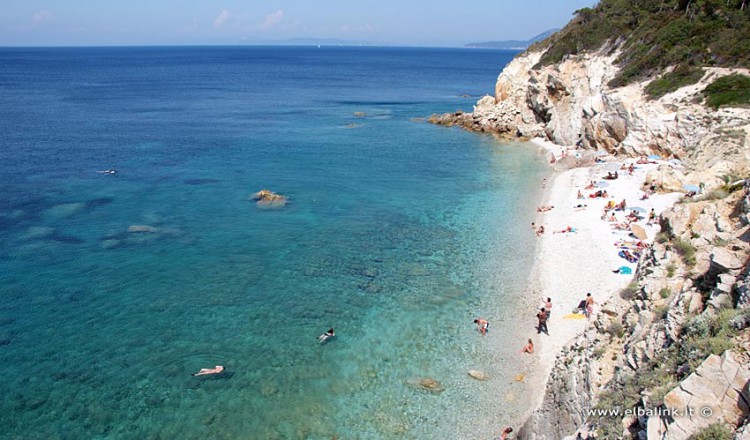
[192,365,224,376]
[318,328,335,343]
[474,318,489,335]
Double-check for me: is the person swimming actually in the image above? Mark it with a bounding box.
[318,328,335,343]
[192,365,224,376]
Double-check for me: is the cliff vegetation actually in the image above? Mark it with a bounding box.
[529,0,750,97]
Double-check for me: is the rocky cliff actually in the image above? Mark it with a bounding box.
[518,184,750,440]
[430,49,750,179]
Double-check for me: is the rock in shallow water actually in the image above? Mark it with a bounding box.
[407,377,445,393]
[468,370,489,381]
[128,225,158,233]
[251,189,287,207]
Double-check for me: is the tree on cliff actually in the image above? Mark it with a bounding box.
[528,0,750,92]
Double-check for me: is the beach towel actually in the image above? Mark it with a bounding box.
[563,313,586,320]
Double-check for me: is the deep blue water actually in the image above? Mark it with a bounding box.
[0,46,547,439]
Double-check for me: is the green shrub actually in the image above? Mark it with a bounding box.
[666,263,677,278]
[529,1,750,89]
[593,346,607,359]
[659,288,671,299]
[645,66,705,99]
[656,232,671,244]
[654,304,670,319]
[620,282,640,300]
[681,309,741,370]
[704,74,750,109]
[607,321,625,339]
[689,423,733,440]
[672,238,697,266]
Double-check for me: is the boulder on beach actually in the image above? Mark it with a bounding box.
[251,189,288,207]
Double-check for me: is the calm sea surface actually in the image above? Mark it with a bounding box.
[0,46,547,439]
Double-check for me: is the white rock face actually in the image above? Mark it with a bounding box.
[650,351,750,440]
[470,50,750,175]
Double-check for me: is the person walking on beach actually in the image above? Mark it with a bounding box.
[544,297,552,319]
[585,293,595,319]
[536,307,549,335]
[474,318,489,335]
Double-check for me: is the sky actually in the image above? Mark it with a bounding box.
[0,1,599,47]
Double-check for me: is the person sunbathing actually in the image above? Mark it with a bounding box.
[537,205,554,212]
[577,190,584,199]
[192,366,225,376]
[554,226,575,234]
[585,181,596,190]
[521,339,534,354]
[536,226,545,236]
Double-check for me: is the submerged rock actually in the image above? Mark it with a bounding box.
[468,370,489,381]
[408,377,445,393]
[128,225,158,233]
[251,189,287,207]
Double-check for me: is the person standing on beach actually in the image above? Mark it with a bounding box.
[544,297,552,319]
[499,427,513,440]
[536,308,549,335]
[585,293,595,318]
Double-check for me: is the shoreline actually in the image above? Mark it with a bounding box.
[513,138,683,430]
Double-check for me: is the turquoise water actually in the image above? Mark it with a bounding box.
[0,46,547,439]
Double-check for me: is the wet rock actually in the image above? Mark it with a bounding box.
[408,377,445,393]
[128,225,158,233]
[251,189,288,207]
[22,226,55,239]
[45,202,85,219]
[101,239,121,250]
[468,370,489,381]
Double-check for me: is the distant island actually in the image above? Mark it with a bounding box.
[464,29,558,49]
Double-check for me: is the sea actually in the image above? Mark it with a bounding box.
[0,46,548,439]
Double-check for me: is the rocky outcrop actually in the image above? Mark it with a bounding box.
[650,351,750,440]
[431,49,750,177]
[519,184,750,440]
[251,189,288,207]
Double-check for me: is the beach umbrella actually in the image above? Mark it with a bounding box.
[629,206,647,213]
[605,163,620,171]
[648,154,662,160]
[630,224,648,241]
[596,181,609,187]
[683,184,700,192]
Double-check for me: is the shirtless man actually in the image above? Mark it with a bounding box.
[474,318,489,336]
